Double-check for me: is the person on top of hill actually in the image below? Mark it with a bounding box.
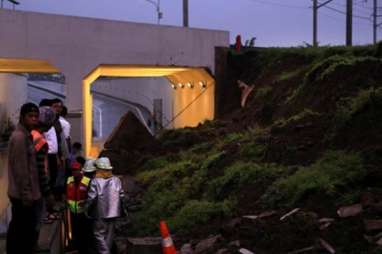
[86,157,125,254]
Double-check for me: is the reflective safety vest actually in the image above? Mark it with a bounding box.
[31,130,47,152]
[66,176,91,214]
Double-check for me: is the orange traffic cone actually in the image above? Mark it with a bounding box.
[159,220,177,254]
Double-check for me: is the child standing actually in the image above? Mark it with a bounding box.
[66,161,91,253]
[86,157,124,254]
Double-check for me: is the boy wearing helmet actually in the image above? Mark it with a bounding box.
[66,161,91,253]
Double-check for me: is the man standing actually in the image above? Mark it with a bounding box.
[7,103,42,254]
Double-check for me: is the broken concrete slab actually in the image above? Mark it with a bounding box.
[280,208,300,221]
[127,237,162,245]
[242,215,258,220]
[319,218,335,230]
[286,246,315,254]
[239,248,255,254]
[242,211,276,220]
[216,248,229,254]
[194,235,222,254]
[228,240,240,247]
[180,243,194,254]
[364,219,382,231]
[337,203,362,218]
[318,238,336,254]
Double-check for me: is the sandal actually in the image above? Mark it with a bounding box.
[42,217,53,224]
[47,213,60,220]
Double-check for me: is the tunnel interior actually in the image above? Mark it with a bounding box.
[83,65,215,157]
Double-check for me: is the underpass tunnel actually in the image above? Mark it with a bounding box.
[83,65,215,157]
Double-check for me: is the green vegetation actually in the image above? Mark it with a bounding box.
[206,162,285,200]
[255,86,273,99]
[276,69,304,82]
[168,200,234,234]
[262,151,365,207]
[273,108,321,127]
[335,87,382,129]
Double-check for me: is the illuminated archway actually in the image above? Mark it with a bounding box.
[83,65,215,157]
[0,58,60,73]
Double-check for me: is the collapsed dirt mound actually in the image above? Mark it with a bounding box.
[113,45,382,254]
[101,112,158,174]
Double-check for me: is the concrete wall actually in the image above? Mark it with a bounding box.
[0,73,27,124]
[27,80,65,105]
[0,150,10,234]
[0,9,229,112]
[0,74,27,233]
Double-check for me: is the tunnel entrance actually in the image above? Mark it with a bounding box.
[83,65,215,157]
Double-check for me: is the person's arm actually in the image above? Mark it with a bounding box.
[85,180,98,217]
[36,148,51,197]
[9,132,33,204]
[117,177,128,216]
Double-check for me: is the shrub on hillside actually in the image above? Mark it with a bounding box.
[262,151,365,207]
[168,200,234,234]
[206,162,285,200]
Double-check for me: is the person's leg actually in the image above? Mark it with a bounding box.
[105,219,115,251]
[6,198,23,254]
[85,217,97,254]
[6,198,36,254]
[48,154,58,196]
[32,199,44,251]
[93,219,110,254]
[77,214,91,254]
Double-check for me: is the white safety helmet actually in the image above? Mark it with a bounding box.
[95,157,113,170]
[83,158,96,173]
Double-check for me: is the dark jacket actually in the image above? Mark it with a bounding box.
[8,124,41,201]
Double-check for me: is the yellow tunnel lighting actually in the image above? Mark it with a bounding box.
[83,64,215,157]
[0,58,60,73]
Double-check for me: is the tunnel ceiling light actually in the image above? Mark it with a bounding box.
[178,83,185,88]
[186,82,194,88]
[199,81,207,89]
[171,83,177,89]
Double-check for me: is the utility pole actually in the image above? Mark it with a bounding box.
[183,0,189,27]
[312,0,334,47]
[346,0,353,46]
[373,0,378,44]
[143,0,162,24]
[313,0,318,47]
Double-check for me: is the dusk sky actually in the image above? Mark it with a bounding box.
[2,0,379,46]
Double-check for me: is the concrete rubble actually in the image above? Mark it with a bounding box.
[337,203,363,218]
[194,235,222,254]
[280,208,300,221]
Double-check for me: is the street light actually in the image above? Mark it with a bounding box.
[1,0,20,9]
[143,0,163,25]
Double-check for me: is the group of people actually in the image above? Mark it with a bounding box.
[6,101,125,254]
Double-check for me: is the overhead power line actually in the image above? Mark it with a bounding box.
[323,5,372,21]
[246,0,309,10]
